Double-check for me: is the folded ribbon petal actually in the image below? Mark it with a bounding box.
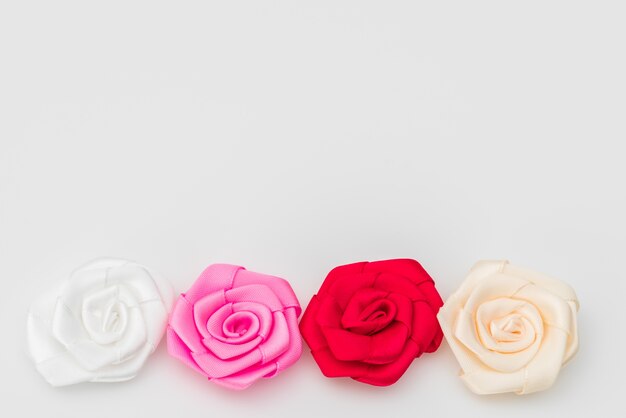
[27,258,174,386]
[437,260,580,395]
[300,259,443,386]
[167,263,302,389]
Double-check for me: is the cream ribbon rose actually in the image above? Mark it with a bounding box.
[438,260,579,395]
[27,258,174,386]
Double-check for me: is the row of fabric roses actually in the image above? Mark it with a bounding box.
[27,258,579,395]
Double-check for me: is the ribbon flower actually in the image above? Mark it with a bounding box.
[299,259,444,386]
[167,264,302,389]
[438,260,579,395]
[27,258,174,386]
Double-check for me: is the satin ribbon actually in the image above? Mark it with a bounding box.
[27,258,174,386]
[167,264,302,389]
[299,259,444,386]
[438,260,579,395]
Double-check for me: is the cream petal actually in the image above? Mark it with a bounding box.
[440,300,528,394]
[519,324,569,394]
[488,315,535,351]
[463,273,530,314]
[461,368,526,395]
[475,298,543,353]
[514,283,573,331]
[439,260,579,395]
[454,307,541,373]
[563,300,579,365]
[451,260,510,306]
[504,263,579,309]
[438,301,490,377]
[452,274,543,373]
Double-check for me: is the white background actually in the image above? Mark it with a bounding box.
[1,1,624,417]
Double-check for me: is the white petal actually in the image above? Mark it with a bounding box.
[51,299,90,347]
[139,300,169,347]
[91,343,154,382]
[27,258,174,386]
[27,288,64,364]
[34,351,94,387]
[107,263,163,303]
[71,258,130,275]
[60,268,108,316]
[81,286,128,345]
[115,306,147,362]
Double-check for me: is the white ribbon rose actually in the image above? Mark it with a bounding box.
[27,258,174,386]
[438,260,579,395]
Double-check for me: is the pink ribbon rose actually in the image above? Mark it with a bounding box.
[167,264,303,389]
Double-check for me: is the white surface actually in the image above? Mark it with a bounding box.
[1,1,624,417]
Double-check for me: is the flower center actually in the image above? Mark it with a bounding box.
[222,311,258,338]
[475,297,543,356]
[490,314,525,342]
[341,289,398,335]
[81,286,129,345]
[102,301,126,333]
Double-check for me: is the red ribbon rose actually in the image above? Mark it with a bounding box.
[299,259,444,386]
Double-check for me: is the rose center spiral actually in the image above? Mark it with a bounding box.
[475,297,543,355]
[81,286,129,345]
[222,311,259,338]
[490,314,524,342]
[342,289,398,335]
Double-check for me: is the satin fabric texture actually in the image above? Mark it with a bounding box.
[167,264,302,389]
[299,259,443,386]
[27,258,174,386]
[438,260,579,395]
[27,258,579,395]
